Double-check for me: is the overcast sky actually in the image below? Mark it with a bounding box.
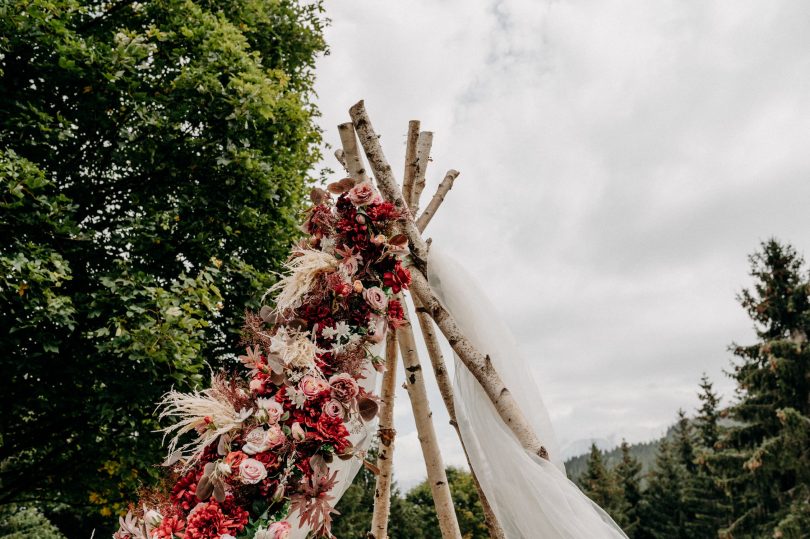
[313,0,810,488]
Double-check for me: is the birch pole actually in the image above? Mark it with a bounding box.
[416,169,460,232]
[397,303,462,539]
[349,100,549,461]
[412,300,506,539]
[370,333,399,539]
[409,131,433,214]
[338,122,370,183]
[406,157,504,539]
[402,120,420,206]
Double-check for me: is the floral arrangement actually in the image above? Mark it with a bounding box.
[114,178,411,539]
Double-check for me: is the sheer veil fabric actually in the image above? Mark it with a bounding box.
[428,246,628,539]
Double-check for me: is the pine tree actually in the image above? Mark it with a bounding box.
[637,439,686,539]
[613,440,643,538]
[580,443,626,527]
[696,373,721,450]
[682,376,732,538]
[673,409,697,474]
[714,240,810,538]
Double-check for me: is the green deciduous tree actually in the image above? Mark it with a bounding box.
[0,0,326,535]
[406,467,489,539]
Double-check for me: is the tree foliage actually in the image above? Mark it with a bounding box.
[0,0,326,535]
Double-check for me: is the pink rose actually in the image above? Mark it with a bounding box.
[291,422,306,442]
[256,521,291,539]
[324,399,344,419]
[300,375,330,399]
[242,427,270,455]
[256,398,284,424]
[239,458,267,484]
[329,373,360,402]
[341,254,361,276]
[363,286,388,312]
[347,181,378,206]
[265,424,286,448]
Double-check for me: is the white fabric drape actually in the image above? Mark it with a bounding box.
[428,247,628,539]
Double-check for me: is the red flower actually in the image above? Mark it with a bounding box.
[366,201,399,222]
[315,414,350,451]
[184,500,248,539]
[383,262,411,293]
[171,468,202,512]
[154,516,185,539]
[387,299,405,328]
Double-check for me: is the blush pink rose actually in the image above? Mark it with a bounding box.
[329,373,360,402]
[258,521,291,539]
[256,398,284,424]
[290,422,306,442]
[265,424,286,448]
[363,286,388,311]
[239,458,268,484]
[242,427,270,455]
[300,375,330,399]
[324,399,344,419]
[347,181,377,206]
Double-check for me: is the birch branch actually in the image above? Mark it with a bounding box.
[334,148,349,173]
[338,122,369,183]
[410,131,433,214]
[348,100,549,461]
[397,302,462,539]
[416,169,460,232]
[407,170,503,539]
[412,298,506,539]
[370,333,399,539]
[349,101,429,274]
[402,120,420,207]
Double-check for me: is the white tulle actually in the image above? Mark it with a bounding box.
[428,247,628,539]
[288,354,380,539]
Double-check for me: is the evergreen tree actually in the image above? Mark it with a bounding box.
[696,373,722,450]
[682,376,732,538]
[673,409,697,474]
[613,440,643,538]
[0,1,326,535]
[637,439,686,539]
[580,443,626,527]
[714,240,810,538]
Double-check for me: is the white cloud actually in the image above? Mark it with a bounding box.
[315,0,810,488]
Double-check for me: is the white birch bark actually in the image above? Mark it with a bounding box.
[348,100,550,462]
[370,333,399,539]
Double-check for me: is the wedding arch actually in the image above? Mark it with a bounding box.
[113,101,625,539]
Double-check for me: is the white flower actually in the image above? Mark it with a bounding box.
[334,321,352,342]
[321,325,338,341]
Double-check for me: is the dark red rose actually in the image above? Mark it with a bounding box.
[383,261,411,293]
